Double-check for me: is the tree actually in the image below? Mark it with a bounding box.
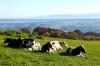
[0,30,4,35]
[30,32,39,38]
[20,27,31,34]
[74,29,84,40]
[67,32,78,40]
[33,27,49,35]
[84,32,100,37]
[50,29,61,38]
[2,30,29,38]
[60,32,68,38]
[84,36,95,41]
[43,32,50,37]
[3,30,21,36]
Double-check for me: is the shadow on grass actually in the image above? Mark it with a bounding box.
[0,44,8,48]
[59,52,75,57]
[59,52,67,56]
[59,52,88,59]
[32,50,43,53]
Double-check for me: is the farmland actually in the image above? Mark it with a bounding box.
[0,35,100,66]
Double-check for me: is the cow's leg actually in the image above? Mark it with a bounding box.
[54,49,57,53]
[77,54,81,56]
[48,48,55,53]
[38,46,41,50]
[77,53,85,57]
[46,48,51,53]
[69,48,73,55]
[47,48,51,53]
[28,47,33,51]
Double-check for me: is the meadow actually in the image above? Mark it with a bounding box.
[0,35,100,66]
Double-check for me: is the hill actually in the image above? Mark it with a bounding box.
[0,35,100,66]
[0,19,100,33]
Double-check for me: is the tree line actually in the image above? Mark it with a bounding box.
[0,26,100,40]
[33,27,100,40]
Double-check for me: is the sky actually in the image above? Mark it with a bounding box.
[0,0,100,18]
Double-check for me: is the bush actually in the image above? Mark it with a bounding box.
[84,36,96,41]
[3,30,21,36]
[43,32,50,37]
[74,29,84,40]
[67,32,78,40]
[20,28,31,34]
[0,30,29,38]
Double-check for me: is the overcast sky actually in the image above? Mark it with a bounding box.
[0,0,100,18]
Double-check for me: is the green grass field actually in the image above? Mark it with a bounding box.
[0,35,100,66]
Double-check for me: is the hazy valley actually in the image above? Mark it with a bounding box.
[0,19,100,33]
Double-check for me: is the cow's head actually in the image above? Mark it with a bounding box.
[59,41,68,48]
[79,45,87,53]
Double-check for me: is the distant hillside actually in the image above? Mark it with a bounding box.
[0,19,100,33]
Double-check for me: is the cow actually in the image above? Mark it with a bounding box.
[27,40,41,51]
[41,41,68,53]
[66,45,86,57]
[4,38,41,51]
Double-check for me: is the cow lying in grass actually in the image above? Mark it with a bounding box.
[66,45,86,57]
[41,41,68,53]
[4,38,41,51]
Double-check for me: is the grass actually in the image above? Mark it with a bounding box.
[0,35,100,66]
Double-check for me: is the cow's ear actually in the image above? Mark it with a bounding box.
[81,45,83,47]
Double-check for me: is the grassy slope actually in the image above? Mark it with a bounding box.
[0,35,100,66]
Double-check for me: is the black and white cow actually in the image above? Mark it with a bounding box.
[66,45,86,57]
[41,41,68,53]
[4,38,41,51]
